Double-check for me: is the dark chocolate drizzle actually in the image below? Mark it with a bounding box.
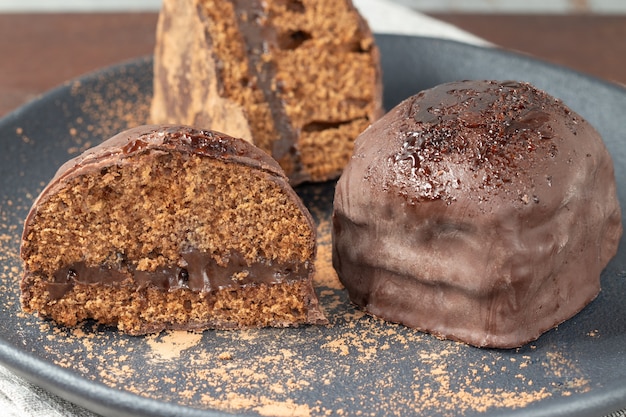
[47,250,309,299]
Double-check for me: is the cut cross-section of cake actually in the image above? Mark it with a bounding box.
[21,125,327,334]
[150,0,383,185]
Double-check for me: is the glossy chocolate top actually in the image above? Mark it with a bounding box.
[361,80,579,204]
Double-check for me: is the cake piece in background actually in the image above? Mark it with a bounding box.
[150,0,383,184]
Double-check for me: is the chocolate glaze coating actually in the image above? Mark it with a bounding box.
[332,80,623,348]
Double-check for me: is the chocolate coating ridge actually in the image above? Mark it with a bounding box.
[332,80,623,348]
[49,124,284,185]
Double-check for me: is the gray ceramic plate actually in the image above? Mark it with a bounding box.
[0,35,625,417]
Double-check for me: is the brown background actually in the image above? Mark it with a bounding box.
[0,13,625,118]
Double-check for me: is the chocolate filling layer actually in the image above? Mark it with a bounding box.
[48,250,309,299]
[231,0,303,178]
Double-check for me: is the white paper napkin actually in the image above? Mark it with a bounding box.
[0,365,99,417]
[355,0,491,46]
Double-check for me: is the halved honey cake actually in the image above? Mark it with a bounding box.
[21,125,327,334]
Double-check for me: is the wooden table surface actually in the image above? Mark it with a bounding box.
[0,12,625,118]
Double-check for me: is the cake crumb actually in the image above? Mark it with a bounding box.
[255,399,311,417]
[146,331,203,361]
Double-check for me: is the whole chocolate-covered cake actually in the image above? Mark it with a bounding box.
[332,80,623,348]
[21,125,327,334]
[150,0,383,185]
